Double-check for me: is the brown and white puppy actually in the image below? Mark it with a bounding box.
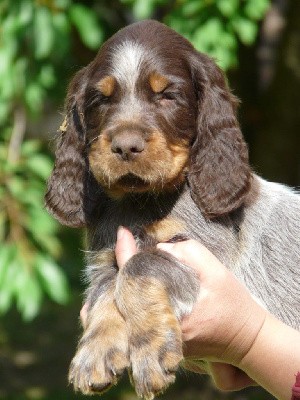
[45,20,300,399]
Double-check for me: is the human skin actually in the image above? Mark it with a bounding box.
[114,227,300,400]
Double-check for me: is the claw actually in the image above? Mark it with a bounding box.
[89,381,112,393]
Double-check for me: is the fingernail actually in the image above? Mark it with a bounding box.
[117,226,125,240]
[157,243,175,252]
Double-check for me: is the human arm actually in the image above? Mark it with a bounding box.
[155,238,300,400]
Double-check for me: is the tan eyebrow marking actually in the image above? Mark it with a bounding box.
[97,76,116,97]
[149,72,169,93]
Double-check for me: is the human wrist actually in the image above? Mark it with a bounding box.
[238,314,300,400]
[219,297,267,366]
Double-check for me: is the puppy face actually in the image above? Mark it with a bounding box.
[83,40,198,197]
[46,20,251,227]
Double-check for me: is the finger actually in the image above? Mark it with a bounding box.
[115,226,138,268]
[80,302,89,329]
[157,240,222,277]
[209,362,256,391]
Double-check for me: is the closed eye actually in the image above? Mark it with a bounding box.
[156,91,177,105]
[85,89,110,110]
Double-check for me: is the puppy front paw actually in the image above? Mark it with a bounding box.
[130,324,183,400]
[117,276,183,399]
[69,303,130,395]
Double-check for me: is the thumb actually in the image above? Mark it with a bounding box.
[157,240,224,278]
[115,226,138,268]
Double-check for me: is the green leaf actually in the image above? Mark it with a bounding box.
[25,82,45,113]
[35,255,70,305]
[132,0,156,19]
[7,175,25,199]
[12,57,27,95]
[15,268,43,321]
[244,0,270,20]
[19,184,43,207]
[0,251,19,314]
[231,16,258,45]
[18,0,33,27]
[39,64,56,89]
[0,42,17,75]
[34,234,61,258]
[26,204,58,235]
[21,140,41,157]
[25,153,53,181]
[193,18,224,52]
[0,244,16,286]
[34,6,54,59]
[181,0,206,17]
[69,4,103,50]
[216,0,239,17]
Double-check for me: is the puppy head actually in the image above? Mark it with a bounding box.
[45,20,251,227]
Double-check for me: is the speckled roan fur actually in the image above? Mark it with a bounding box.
[45,20,300,399]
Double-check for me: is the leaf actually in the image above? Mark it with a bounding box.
[26,205,59,236]
[25,82,45,114]
[7,175,25,199]
[15,268,43,321]
[216,0,239,17]
[0,244,16,286]
[181,0,206,17]
[231,16,258,45]
[21,140,41,157]
[38,64,56,89]
[193,18,224,52]
[35,255,70,305]
[0,44,16,76]
[34,6,54,59]
[132,0,156,19]
[25,153,53,181]
[69,4,103,50]
[34,234,62,258]
[244,0,270,20]
[18,0,33,27]
[0,251,19,314]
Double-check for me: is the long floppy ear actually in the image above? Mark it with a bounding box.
[45,68,99,228]
[188,53,252,219]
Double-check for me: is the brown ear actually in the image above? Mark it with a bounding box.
[45,69,99,228]
[188,53,252,218]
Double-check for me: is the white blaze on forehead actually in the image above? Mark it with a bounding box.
[111,41,147,92]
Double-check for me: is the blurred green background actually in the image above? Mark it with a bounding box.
[0,0,299,399]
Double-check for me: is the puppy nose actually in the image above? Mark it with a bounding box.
[111,133,145,161]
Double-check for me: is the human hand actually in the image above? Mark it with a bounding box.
[157,239,267,368]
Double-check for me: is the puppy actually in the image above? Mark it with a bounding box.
[45,20,300,399]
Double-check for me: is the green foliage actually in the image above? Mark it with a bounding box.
[0,131,69,320]
[166,0,270,70]
[0,0,270,321]
[123,0,270,69]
